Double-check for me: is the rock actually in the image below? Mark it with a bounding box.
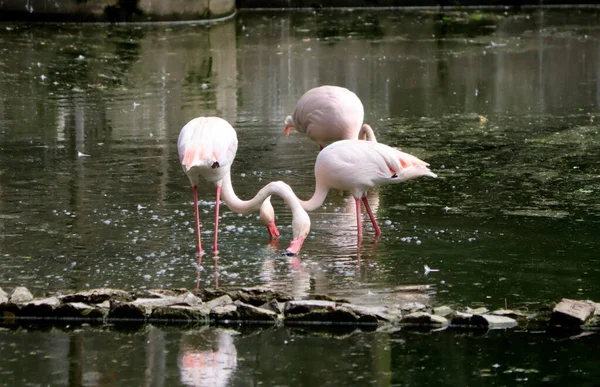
[131,296,188,308]
[400,302,427,313]
[550,299,596,326]
[233,301,279,322]
[108,303,149,320]
[340,304,399,323]
[97,301,111,309]
[479,314,518,329]
[21,297,62,317]
[207,295,233,310]
[466,307,489,315]
[0,288,8,303]
[211,304,238,318]
[490,309,527,320]
[10,287,34,303]
[196,288,229,302]
[233,287,294,306]
[150,305,210,321]
[56,302,105,319]
[28,297,61,307]
[133,288,190,299]
[284,300,337,315]
[313,294,351,303]
[403,312,448,326]
[260,299,285,315]
[285,302,359,324]
[60,288,134,304]
[433,306,454,317]
[450,311,517,329]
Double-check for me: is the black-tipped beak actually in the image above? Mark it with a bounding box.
[283,250,297,256]
[211,161,220,169]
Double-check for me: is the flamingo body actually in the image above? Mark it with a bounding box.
[285,85,376,148]
[300,139,436,241]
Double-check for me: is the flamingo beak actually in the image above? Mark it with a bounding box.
[283,125,292,135]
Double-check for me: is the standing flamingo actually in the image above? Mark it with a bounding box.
[296,139,436,242]
[178,117,310,256]
[284,85,377,149]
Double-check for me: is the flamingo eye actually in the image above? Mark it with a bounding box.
[391,173,398,178]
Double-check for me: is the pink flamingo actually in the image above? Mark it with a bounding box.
[178,117,310,256]
[296,139,436,241]
[284,85,377,149]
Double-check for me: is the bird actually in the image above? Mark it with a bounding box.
[284,85,377,149]
[295,139,437,242]
[178,117,311,256]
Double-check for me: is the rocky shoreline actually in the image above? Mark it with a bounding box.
[1,286,599,332]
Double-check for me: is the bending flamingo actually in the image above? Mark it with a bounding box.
[296,139,436,241]
[284,85,377,149]
[178,117,310,256]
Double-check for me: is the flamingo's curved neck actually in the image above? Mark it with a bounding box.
[299,182,329,212]
[220,173,310,239]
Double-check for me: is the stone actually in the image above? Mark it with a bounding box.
[340,304,399,323]
[56,302,105,319]
[233,301,279,322]
[0,288,8,303]
[490,309,527,320]
[466,307,489,315]
[108,303,149,320]
[211,304,238,318]
[450,311,517,329]
[285,306,359,324]
[550,299,596,326]
[284,300,337,315]
[207,295,233,310]
[400,302,427,313]
[479,314,518,329]
[60,288,133,304]
[28,297,61,307]
[260,299,285,315]
[134,288,190,299]
[131,296,188,308]
[150,305,210,321]
[433,306,454,317]
[97,301,111,309]
[233,287,294,306]
[10,287,34,303]
[402,312,448,326]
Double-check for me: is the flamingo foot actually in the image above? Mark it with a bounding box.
[266,221,280,238]
[284,235,307,256]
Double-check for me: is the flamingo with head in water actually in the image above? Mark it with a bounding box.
[284,85,377,149]
[296,139,436,242]
[178,116,310,256]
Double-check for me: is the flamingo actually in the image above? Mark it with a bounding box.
[284,85,377,149]
[178,117,310,256]
[296,139,437,242]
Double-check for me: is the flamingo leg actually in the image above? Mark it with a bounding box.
[361,196,381,236]
[213,185,221,254]
[193,185,203,256]
[355,198,363,242]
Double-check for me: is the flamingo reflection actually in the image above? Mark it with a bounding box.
[178,328,238,387]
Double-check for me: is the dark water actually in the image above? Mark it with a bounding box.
[1,8,600,386]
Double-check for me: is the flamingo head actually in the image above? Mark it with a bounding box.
[283,115,294,135]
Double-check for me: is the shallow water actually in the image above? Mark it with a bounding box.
[1,7,600,385]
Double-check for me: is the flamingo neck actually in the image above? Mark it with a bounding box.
[358,124,377,142]
[220,174,310,240]
[299,182,329,212]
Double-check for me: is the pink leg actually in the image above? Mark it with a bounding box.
[362,196,381,236]
[213,185,221,254]
[193,186,203,256]
[355,198,363,242]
